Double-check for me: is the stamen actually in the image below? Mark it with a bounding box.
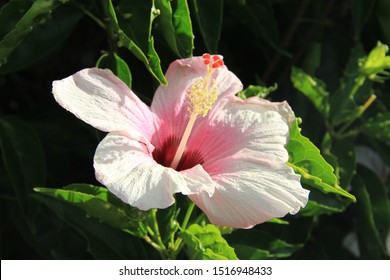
[170,54,224,169]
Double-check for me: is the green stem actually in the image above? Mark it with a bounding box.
[100,0,118,52]
[337,93,377,136]
[181,200,196,230]
[72,2,106,30]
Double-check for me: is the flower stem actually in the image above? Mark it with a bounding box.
[181,200,196,231]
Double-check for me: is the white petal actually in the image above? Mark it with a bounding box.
[52,68,156,147]
[190,156,309,228]
[94,133,214,210]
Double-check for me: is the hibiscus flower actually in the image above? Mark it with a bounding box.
[52,54,309,228]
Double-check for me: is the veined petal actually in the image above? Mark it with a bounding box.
[94,133,213,210]
[150,56,242,147]
[188,96,295,175]
[52,68,156,148]
[190,155,309,228]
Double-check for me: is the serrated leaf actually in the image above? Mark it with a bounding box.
[237,84,277,99]
[180,224,238,260]
[362,112,390,146]
[0,116,46,217]
[353,165,390,259]
[34,184,147,237]
[192,0,223,53]
[96,52,132,87]
[155,0,193,58]
[291,67,329,118]
[287,119,356,202]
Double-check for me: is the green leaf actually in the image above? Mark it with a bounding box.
[229,230,303,259]
[237,84,277,99]
[233,245,272,259]
[287,119,356,202]
[0,0,82,73]
[104,0,167,84]
[362,112,390,146]
[330,139,356,189]
[330,43,366,126]
[291,67,329,118]
[32,194,148,259]
[34,184,148,238]
[155,0,193,58]
[299,187,348,216]
[0,116,46,216]
[192,0,223,53]
[353,165,390,259]
[96,52,132,87]
[180,224,238,260]
[358,41,390,82]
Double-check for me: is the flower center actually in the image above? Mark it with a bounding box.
[152,136,204,171]
[169,54,224,170]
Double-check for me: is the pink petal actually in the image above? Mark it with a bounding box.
[52,68,156,148]
[187,96,295,175]
[94,133,214,210]
[150,56,242,148]
[190,154,309,228]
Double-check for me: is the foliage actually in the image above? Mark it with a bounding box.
[1,0,389,260]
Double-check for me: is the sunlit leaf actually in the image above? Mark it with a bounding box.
[104,0,167,84]
[287,119,356,202]
[96,52,132,87]
[155,0,193,58]
[291,67,329,118]
[237,84,277,99]
[180,224,238,260]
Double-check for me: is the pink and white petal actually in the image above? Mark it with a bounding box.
[150,56,242,147]
[53,68,156,148]
[187,96,295,175]
[189,156,309,229]
[93,133,213,210]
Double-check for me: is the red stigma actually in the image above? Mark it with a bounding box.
[202,53,211,65]
[202,53,224,68]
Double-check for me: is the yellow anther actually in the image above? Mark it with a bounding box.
[187,77,218,117]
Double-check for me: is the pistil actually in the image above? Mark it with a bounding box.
[169,54,224,170]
